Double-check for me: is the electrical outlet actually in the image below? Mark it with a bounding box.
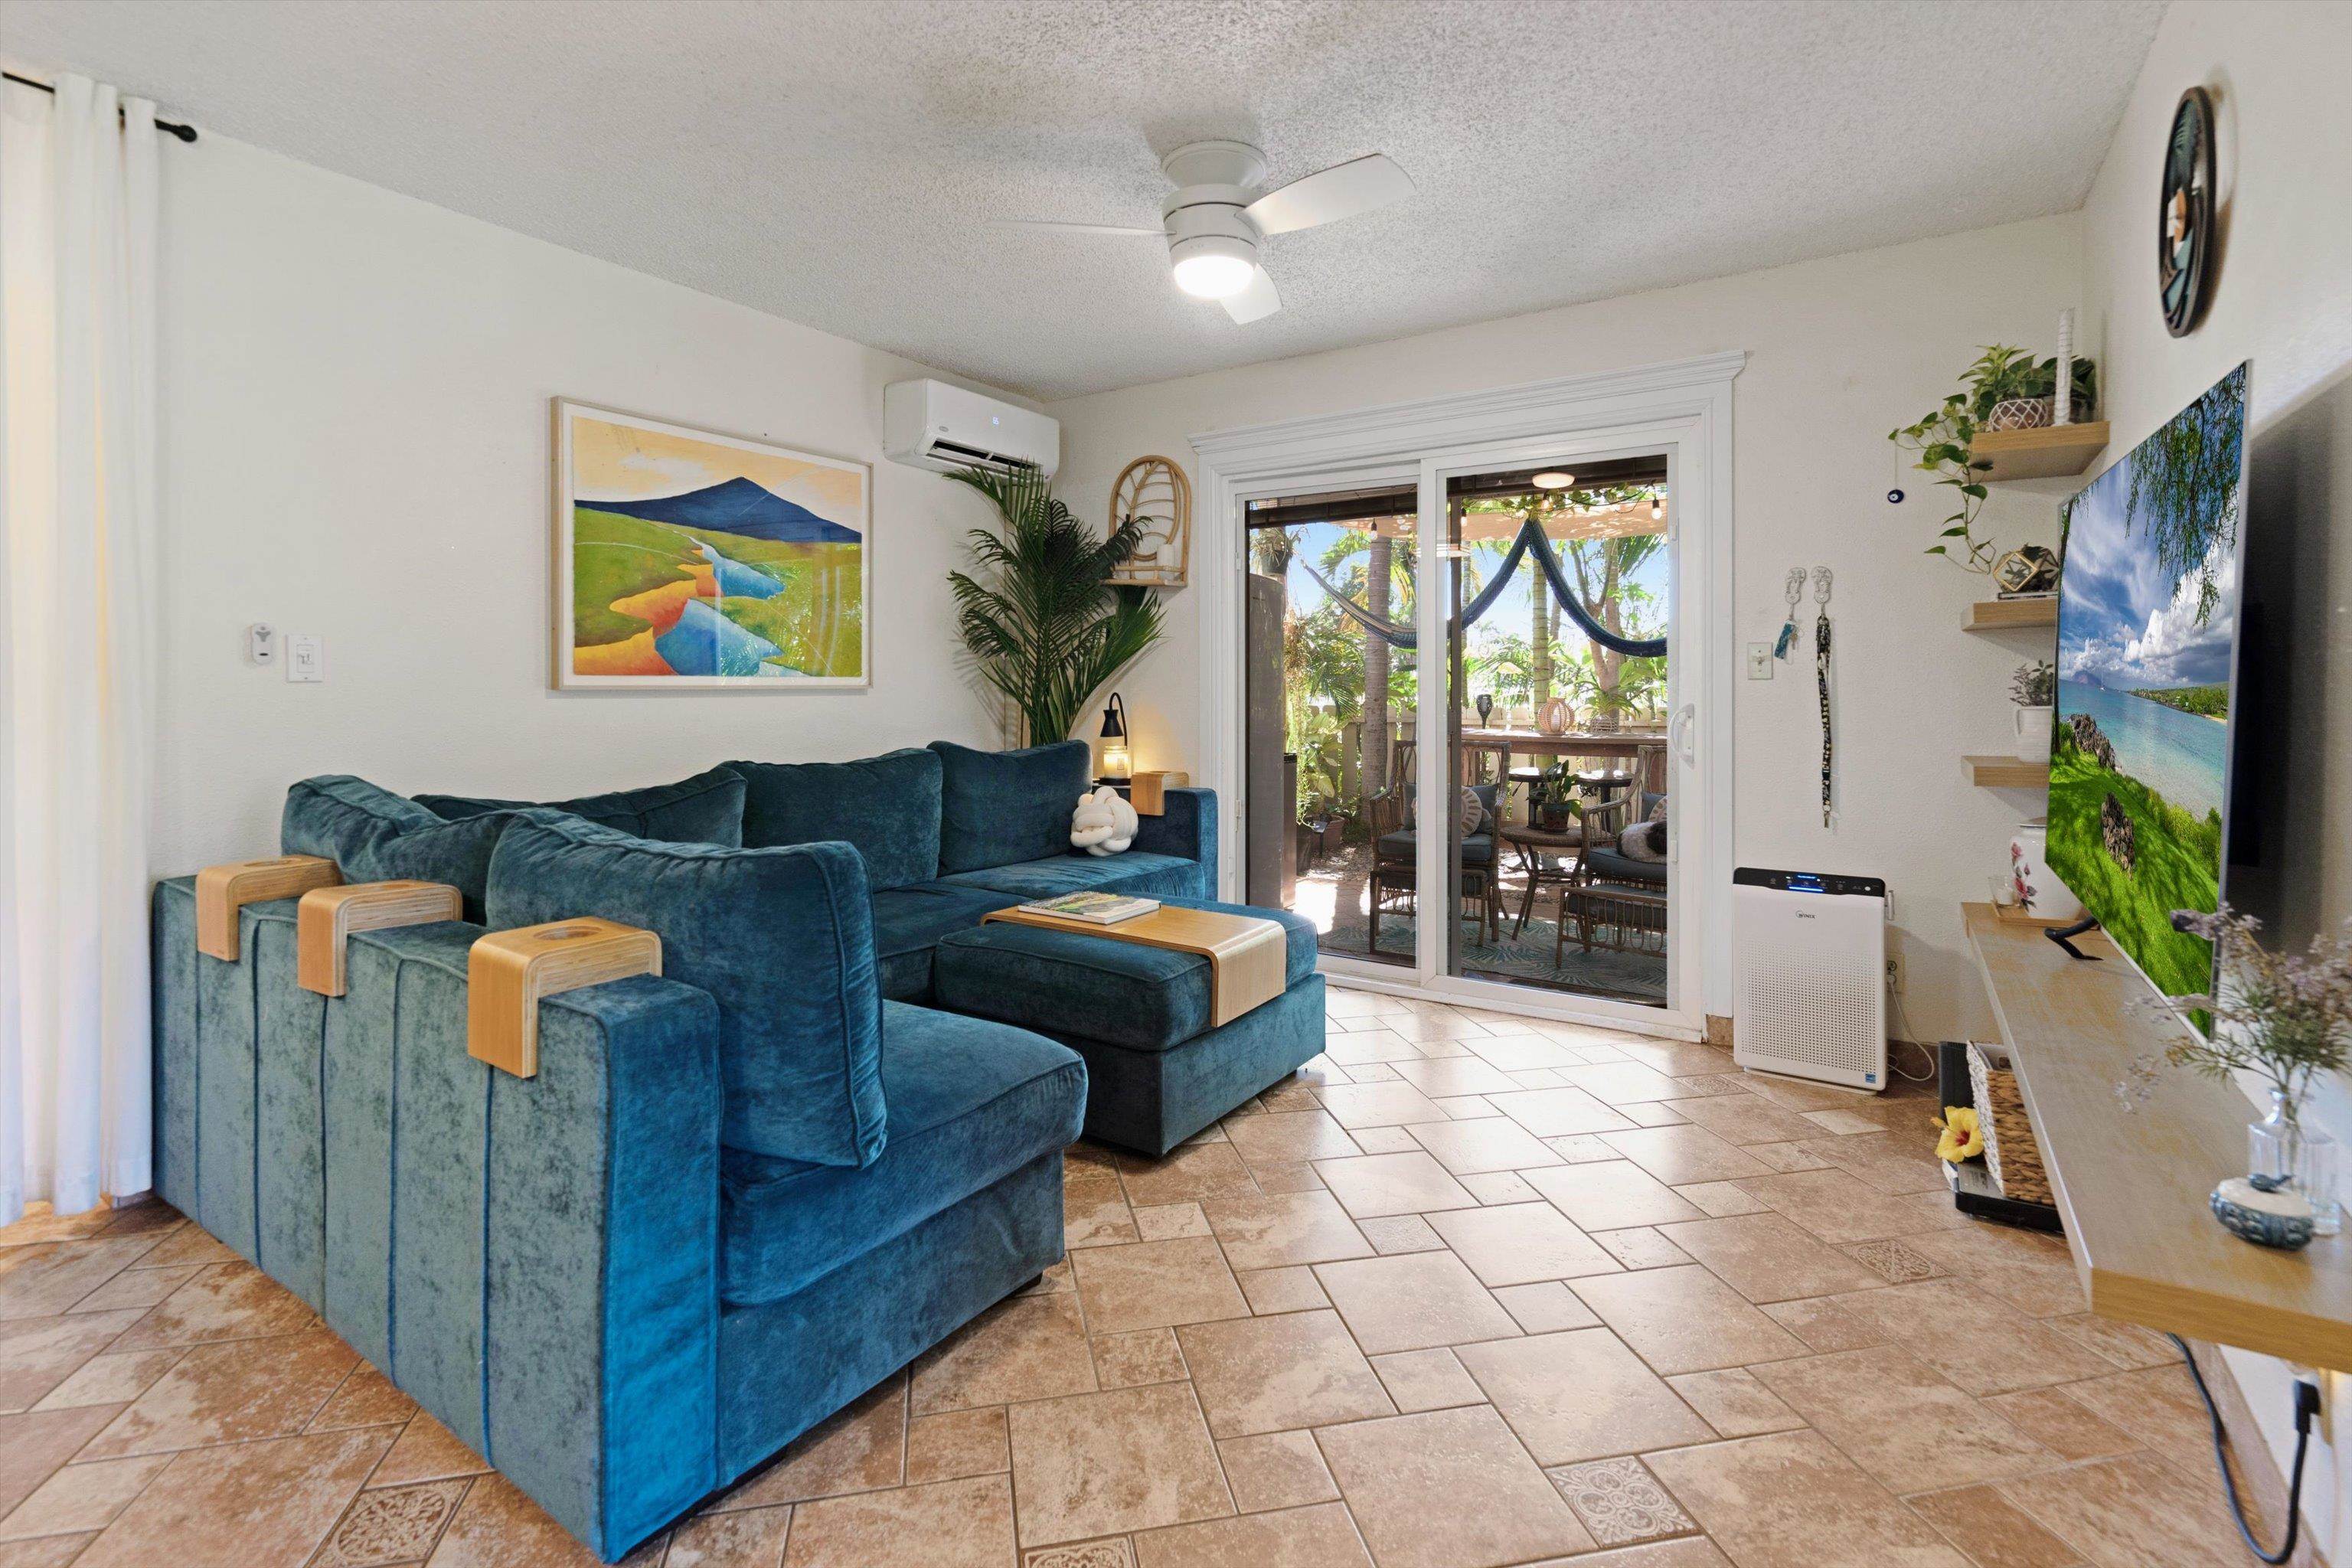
[1885,952,1905,992]
[1746,642,1773,680]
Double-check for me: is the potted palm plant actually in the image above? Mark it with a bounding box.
[946,466,1165,745]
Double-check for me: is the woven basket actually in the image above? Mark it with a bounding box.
[1968,1042,2052,1204]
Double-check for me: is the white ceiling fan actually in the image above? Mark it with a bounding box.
[998,140,1415,324]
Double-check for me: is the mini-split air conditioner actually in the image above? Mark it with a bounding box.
[1732,866,1889,1091]
[884,379,1060,478]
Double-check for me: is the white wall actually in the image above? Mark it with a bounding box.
[1048,214,2089,1040]
[2082,4,2352,1557]
[152,132,1015,876]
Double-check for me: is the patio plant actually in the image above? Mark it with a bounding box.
[1891,345,2099,574]
[946,465,1164,745]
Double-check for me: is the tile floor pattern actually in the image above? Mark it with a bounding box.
[0,991,2290,1567]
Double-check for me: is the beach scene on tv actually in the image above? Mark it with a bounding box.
[2047,362,2247,1008]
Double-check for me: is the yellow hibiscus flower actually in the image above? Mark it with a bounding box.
[1932,1106,1984,1164]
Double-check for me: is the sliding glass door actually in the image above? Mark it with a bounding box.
[1429,450,1674,1013]
[1240,482,1419,973]
[1230,426,1706,1034]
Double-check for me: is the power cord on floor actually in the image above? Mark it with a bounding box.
[2170,1332,2317,1564]
[1886,992,1935,1082]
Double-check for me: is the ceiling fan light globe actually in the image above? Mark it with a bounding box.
[1531,471,1576,490]
[1171,239,1257,299]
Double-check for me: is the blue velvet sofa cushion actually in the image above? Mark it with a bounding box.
[730,749,942,891]
[933,895,1318,1052]
[929,739,1090,873]
[717,1001,1083,1305]
[871,883,1021,1001]
[485,812,885,1166]
[935,851,1200,902]
[419,763,746,847]
[280,776,511,920]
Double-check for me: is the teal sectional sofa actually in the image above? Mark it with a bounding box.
[145,738,1234,1562]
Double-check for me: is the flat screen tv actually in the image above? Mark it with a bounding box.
[2047,361,2250,1026]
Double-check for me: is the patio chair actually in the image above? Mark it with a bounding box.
[1365,781,1503,949]
[1557,791,1669,957]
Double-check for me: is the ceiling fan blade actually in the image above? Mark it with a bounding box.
[1244,152,1413,235]
[1223,267,1282,325]
[990,219,1164,237]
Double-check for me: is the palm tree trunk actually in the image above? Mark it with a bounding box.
[1530,570,1552,708]
[1362,531,1393,796]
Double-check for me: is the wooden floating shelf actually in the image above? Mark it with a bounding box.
[1965,754,2050,789]
[1965,903,2352,1371]
[1971,421,2109,482]
[1964,596,2060,632]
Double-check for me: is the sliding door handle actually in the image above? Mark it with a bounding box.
[1671,704,1697,766]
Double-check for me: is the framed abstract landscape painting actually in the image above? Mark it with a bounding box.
[552,400,870,689]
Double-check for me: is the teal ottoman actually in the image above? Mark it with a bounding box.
[932,897,1325,1155]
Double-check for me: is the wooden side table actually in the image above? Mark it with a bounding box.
[1499,822,1585,939]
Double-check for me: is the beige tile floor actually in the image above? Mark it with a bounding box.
[0,991,2289,1567]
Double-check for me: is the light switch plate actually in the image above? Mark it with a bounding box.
[1746,642,1773,680]
[286,634,326,683]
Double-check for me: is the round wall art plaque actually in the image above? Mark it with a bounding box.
[2159,86,2216,338]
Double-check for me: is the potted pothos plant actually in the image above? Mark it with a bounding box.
[1891,346,2098,574]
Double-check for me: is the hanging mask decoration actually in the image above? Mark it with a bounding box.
[1815,566,1835,828]
[1772,567,1806,661]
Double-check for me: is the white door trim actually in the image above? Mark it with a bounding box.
[1191,351,1744,1034]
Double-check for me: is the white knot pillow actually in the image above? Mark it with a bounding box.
[1070,786,1139,857]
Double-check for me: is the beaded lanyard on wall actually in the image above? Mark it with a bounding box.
[1813,567,1834,827]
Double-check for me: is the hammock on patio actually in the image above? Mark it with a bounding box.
[1294,512,1668,658]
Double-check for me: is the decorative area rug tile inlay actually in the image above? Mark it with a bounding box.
[0,992,2278,1566]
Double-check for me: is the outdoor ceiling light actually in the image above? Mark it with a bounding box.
[1530,471,1575,489]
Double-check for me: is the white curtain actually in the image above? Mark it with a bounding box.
[0,74,161,1223]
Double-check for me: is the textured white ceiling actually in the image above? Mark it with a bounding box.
[0,0,2162,400]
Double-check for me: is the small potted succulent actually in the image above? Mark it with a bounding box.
[2126,906,2352,1248]
[2011,659,2056,763]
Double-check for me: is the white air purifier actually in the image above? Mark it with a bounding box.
[1732,867,1889,1091]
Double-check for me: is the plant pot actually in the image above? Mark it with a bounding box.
[2013,704,2053,763]
[1537,802,1573,833]
[1589,710,1622,735]
[2007,822,2082,921]
[1985,396,2054,432]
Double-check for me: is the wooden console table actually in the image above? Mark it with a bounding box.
[1964,902,2352,1370]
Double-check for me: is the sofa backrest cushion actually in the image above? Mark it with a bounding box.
[485,811,886,1168]
[417,763,746,847]
[728,749,942,892]
[281,775,510,920]
[929,739,1091,874]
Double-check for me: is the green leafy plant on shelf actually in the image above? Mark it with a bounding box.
[2011,659,2056,707]
[946,465,1164,746]
[1891,345,2099,574]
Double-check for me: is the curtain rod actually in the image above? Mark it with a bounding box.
[2,71,198,142]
